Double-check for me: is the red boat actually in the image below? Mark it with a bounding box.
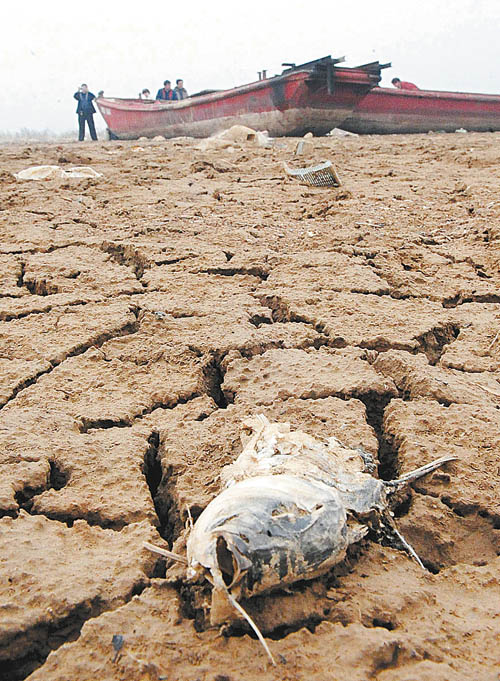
[341,85,500,134]
[96,56,383,140]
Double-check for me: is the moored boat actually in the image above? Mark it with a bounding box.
[341,86,500,134]
[96,56,384,140]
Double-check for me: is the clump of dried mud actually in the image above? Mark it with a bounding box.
[0,131,499,681]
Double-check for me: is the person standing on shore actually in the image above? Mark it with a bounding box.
[74,84,98,141]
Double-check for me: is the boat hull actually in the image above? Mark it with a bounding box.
[341,86,500,134]
[96,66,379,140]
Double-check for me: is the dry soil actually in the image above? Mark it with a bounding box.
[0,131,499,681]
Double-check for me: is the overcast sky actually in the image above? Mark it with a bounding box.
[2,0,500,132]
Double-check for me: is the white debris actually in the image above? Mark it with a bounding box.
[14,165,103,181]
[328,128,359,137]
[255,130,273,147]
[196,125,274,151]
[215,125,261,143]
[171,136,196,145]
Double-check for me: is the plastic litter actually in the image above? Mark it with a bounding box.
[14,165,102,181]
[111,634,124,662]
[328,128,359,137]
[284,160,341,187]
[294,132,314,156]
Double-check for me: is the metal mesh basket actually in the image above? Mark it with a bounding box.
[283,160,341,187]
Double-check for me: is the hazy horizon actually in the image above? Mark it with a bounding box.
[2,0,500,134]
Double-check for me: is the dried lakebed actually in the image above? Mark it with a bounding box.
[0,132,499,681]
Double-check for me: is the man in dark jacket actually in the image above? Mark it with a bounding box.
[155,80,178,101]
[174,79,188,100]
[74,84,98,141]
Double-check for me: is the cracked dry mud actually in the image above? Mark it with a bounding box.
[1,131,499,681]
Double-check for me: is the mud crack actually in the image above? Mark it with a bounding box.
[143,431,169,541]
[0,318,140,411]
[12,463,68,518]
[78,392,203,433]
[100,241,149,280]
[257,294,332,342]
[203,354,230,409]
[354,391,399,481]
[200,265,269,281]
[443,293,500,308]
[1,582,150,681]
[8,462,132,531]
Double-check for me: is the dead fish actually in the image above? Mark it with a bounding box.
[145,415,456,665]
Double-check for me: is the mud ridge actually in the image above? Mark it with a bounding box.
[100,241,149,280]
[154,255,192,266]
[78,417,132,433]
[23,508,130,531]
[257,294,332,341]
[415,322,461,364]
[248,311,273,327]
[150,462,182,544]
[258,294,462,363]
[24,278,60,296]
[465,257,493,279]
[0,242,88,257]
[0,368,54,410]
[12,483,52,518]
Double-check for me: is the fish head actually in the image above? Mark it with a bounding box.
[187,526,252,594]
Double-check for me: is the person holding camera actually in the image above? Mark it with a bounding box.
[74,84,98,141]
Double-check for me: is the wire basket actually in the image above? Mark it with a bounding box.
[283,160,341,187]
